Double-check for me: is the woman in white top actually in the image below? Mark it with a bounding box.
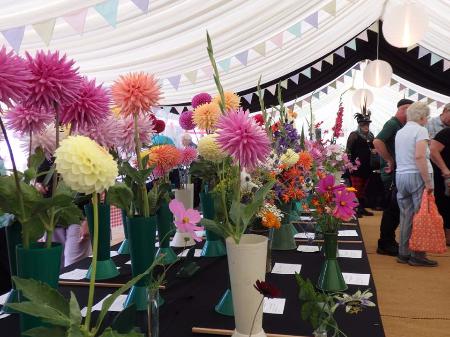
[395,102,437,267]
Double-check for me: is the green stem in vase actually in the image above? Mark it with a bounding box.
[133,113,149,217]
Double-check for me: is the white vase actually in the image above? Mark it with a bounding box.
[170,230,195,247]
[226,234,268,337]
[334,171,342,184]
[174,184,194,209]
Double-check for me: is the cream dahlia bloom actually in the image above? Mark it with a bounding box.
[55,135,118,194]
[197,134,227,162]
[280,149,299,168]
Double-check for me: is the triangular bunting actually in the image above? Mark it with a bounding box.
[218,58,231,72]
[321,86,328,94]
[406,44,418,52]
[408,89,416,97]
[418,46,430,59]
[287,22,302,38]
[322,0,337,16]
[304,96,312,103]
[266,84,277,96]
[131,0,149,13]
[202,66,213,78]
[289,74,300,85]
[296,101,303,108]
[344,70,352,77]
[64,9,88,34]
[353,63,361,71]
[304,12,319,28]
[253,42,266,57]
[390,78,398,86]
[426,98,434,105]
[270,32,284,49]
[184,70,198,84]
[235,50,249,66]
[242,93,253,104]
[301,68,312,78]
[330,81,337,89]
[399,83,406,91]
[345,39,357,51]
[167,75,181,90]
[280,79,288,89]
[313,92,320,99]
[1,26,25,53]
[444,59,450,72]
[357,31,369,42]
[95,0,119,28]
[430,53,441,66]
[436,101,444,109]
[337,76,345,83]
[32,19,56,46]
[368,21,379,33]
[335,46,346,58]
[324,54,334,65]
[418,93,426,100]
[312,61,322,72]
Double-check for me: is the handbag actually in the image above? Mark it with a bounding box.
[409,192,446,254]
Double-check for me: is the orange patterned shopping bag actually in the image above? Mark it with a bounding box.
[409,192,446,253]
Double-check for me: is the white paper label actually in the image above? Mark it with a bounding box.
[0,293,9,306]
[60,269,88,280]
[338,230,358,237]
[81,294,127,316]
[178,249,202,257]
[272,263,302,274]
[263,298,286,314]
[297,245,320,252]
[342,273,370,285]
[338,249,362,258]
[0,313,10,320]
[294,232,315,239]
[299,216,313,221]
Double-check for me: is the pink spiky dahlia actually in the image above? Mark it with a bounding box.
[24,50,81,111]
[112,72,161,116]
[180,146,198,166]
[191,92,212,109]
[77,115,122,150]
[5,104,53,134]
[60,77,110,130]
[117,115,154,154]
[216,109,270,169]
[23,123,68,159]
[179,110,196,130]
[0,47,31,107]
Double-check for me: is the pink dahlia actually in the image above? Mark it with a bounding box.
[216,109,270,169]
[117,115,154,154]
[23,123,67,159]
[179,110,196,130]
[5,104,53,134]
[78,115,122,150]
[0,47,31,107]
[180,146,198,166]
[191,92,212,109]
[24,50,81,111]
[60,77,110,130]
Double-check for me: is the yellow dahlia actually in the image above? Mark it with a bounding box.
[280,149,299,168]
[197,134,227,162]
[55,135,118,194]
[213,91,240,111]
[193,102,221,131]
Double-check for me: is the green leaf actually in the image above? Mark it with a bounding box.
[99,328,144,337]
[57,204,83,227]
[28,147,45,171]
[147,189,158,215]
[69,292,82,326]
[107,184,133,213]
[200,218,225,238]
[23,168,37,183]
[241,180,274,226]
[228,200,241,227]
[23,326,67,337]
[67,324,84,337]
[111,303,137,333]
[6,301,70,327]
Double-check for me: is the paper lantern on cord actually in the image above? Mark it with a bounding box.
[363,60,393,87]
[352,89,374,109]
[382,3,429,48]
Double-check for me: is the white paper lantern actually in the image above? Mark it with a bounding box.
[364,60,393,87]
[383,3,429,48]
[352,89,374,109]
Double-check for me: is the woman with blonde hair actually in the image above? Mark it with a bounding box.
[395,102,437,267]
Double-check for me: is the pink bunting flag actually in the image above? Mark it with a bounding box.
[64,8,88,34]
[270,33,284,49]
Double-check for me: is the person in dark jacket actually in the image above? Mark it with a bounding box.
[346,111,375,217]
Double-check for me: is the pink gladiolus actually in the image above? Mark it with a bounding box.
[168,199,203,242]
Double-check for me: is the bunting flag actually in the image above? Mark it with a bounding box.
[335,46,346,58]
[167,75,181,90]
[1,26,25,53]
[301,68,312,79]
[184,70,198,84]
[357,31,369,42]
[235,50,249,66]
[289,73,300,84]
[270,33,284,49]
[218,58,231,72]
[266,84,277,96]
[430,53,441,66]
[406,44,448,70]
[242,93,253,104]
[131,0,150,13]
[287,22,302,38]
[304,12,319,29]
[312,61,322,71]
[324,54,334,65]
[253,42,266,57]
[32,19,56,46]
[280,79,288,89]
[322,0,337,16]
[201,66,213,78]
[444,60,450,72]
[346,39,357,50]
[64,9,88,34]
[95,0,119,28]
[418,46,430,59]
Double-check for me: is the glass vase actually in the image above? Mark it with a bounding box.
[147,289,159,337]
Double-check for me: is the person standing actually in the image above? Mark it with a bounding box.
[373,99,413,256]
[346,111,375,217]
[426,103,450,138]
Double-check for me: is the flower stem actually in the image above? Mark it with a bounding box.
[85,193,99,331]
[28,129,32,167]
[52,102,60,197]
[249,297,264,337]
[134,114,149,217]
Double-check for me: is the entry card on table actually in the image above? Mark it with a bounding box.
[272,263,302,274]
[338,249,362,258]
[342,273,370,286]
[60,269,88,280]
[81,294,127,316]
[338,230,358,237]
[0,313,10,320]
[0,292,9,306]
[178,249,202,257]
[90,250,119,258]
[297,245,320,253]
[294,232,315,239]
[299,216,313,221]
[263,298,286,314]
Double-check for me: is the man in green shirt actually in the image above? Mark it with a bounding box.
[373,99,413,256]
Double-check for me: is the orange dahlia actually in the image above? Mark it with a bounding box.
[297,151,313,170]
[143,144,181,175]
[261,211,281,229]
[213,91,240,111]
[193,102,221,131]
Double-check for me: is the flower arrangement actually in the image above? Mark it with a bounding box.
[256,203,283,229]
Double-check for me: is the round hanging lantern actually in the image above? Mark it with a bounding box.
[352,89,374,109]
[382,3,429,48]
[363,60,393,88]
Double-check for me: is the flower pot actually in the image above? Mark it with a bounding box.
[317,232,347,292]
[272,202,297,250]
[200,192,226,257]
[16,242,62,332]
[118,209,129,255]
[85,203,119,280]
[124,216,157,311]
[226,234,268,337]
[3,221,21,313]
[155,202,178,265]
[174,184,194,209]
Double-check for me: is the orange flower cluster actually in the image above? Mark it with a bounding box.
[297,151,313,171]
[261,210,281,229]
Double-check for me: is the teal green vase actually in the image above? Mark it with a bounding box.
[118,210,129,255]
[200,192,226,257]
[155,202,178,265]
[85,203,119,280]
[124,216,157,311]
[215,288,234,316]
[317,233,348,292]
[272,202,297,250]
[16,242,62,333]
[3,221,21,313]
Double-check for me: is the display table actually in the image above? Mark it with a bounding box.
[0,220,385,337]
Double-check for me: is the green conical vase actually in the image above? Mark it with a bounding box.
[118,210,129,255]
[272,202,296,250]
[317,232,347,292]
[3,221,21,313]
[215,288,234,316]
[155,202,178,265]
[85,203,119,280]
[200,192,226,257]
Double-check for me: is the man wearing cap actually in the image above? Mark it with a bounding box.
[373,98,413,256]
[346,111,375,217]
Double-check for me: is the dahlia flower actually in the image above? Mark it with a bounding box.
[216,109,270,169]
[117,115,154,154]
[153,119,165,133]
[180,146,198,166]
[179,110,196,130]
[193,102,221,131]
[24,50,81,111]
[213,91,240,111]
[297,151,313,171]
[77,115,122,150]
[5,104,53,134]
[0,47,31,107]
[197,134,227,162]
[60,77,110,130]
[112,72,161,116]
[142,144,181,175]
[191,92,212,109]
[22,123,69,159]
[55,135,118,194]
[280,149,299,168]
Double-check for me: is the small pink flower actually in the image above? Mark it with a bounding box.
[168,199,203,242]
[333,189,358,221]
[180,146,198,166]
[317,175,335,194]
